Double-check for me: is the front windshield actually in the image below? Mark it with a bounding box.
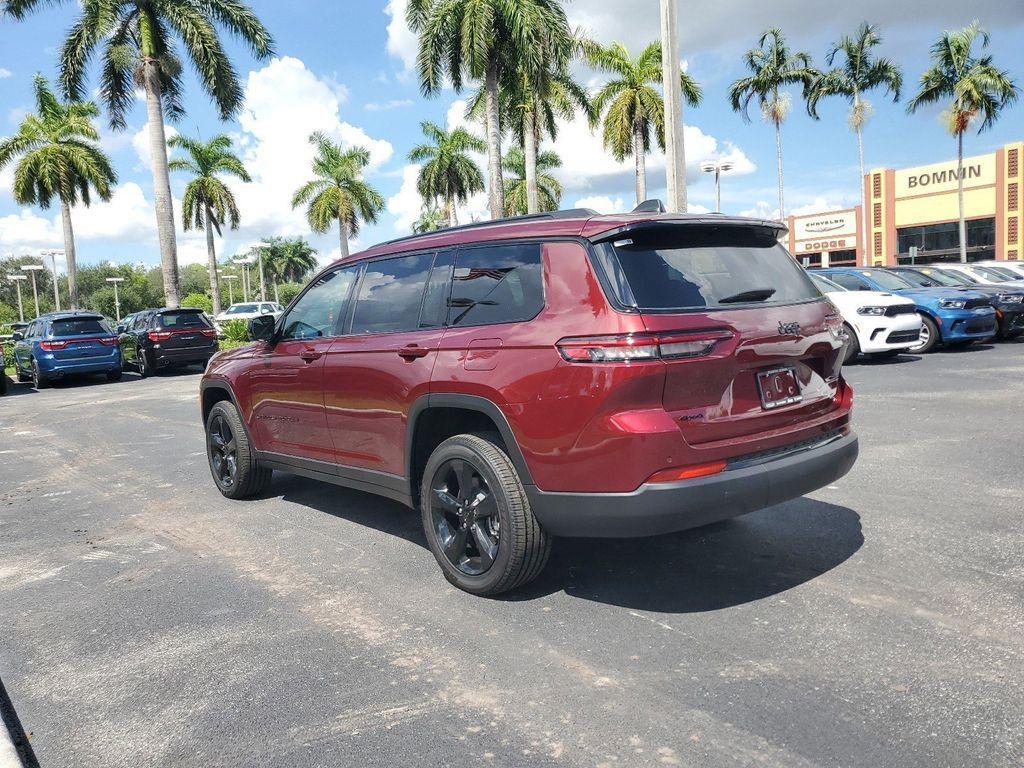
[865,270,913,291]
[985,266,1020,281]
[810,274,845,293]
[914,268,966,287]
[892,270,938,288]
[967,266,1010,283]
[225,303,259,314]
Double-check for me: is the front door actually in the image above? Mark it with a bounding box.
[324,251,448,475]
[248,265,360,463]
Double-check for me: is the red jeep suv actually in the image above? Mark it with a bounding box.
[200,209,858,595]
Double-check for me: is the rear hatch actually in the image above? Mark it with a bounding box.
[153,310,217,350]
[47,317,118,361]
[592,222,845,449]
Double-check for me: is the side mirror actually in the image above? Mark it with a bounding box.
[248,314,277,342]
[11,332,23,341]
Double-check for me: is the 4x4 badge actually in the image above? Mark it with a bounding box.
[778,321,800,335]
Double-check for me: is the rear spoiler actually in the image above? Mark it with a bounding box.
[589,216,788,244]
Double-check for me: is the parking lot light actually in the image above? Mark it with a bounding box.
[8,274,27,321]
[21,264,44,317]
[105,277,125,321]
[701,159,735,213]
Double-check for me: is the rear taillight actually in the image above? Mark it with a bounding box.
[556,330,731,364]
[98,337,118,346]
[199,328,218,338]
[147,330,173,342]
[39,340,68,351]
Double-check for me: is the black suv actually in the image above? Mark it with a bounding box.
[118,307,218,376]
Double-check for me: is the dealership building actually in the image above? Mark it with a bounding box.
[784,140,1024,267]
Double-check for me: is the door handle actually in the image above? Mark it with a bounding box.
[299,349,323,363]
[397,345,430,359]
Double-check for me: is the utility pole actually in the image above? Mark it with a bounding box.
[660,0,687,213]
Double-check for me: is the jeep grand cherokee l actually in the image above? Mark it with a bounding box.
[200,209,859,596]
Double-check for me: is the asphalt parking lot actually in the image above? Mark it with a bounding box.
[1,343,1022,768]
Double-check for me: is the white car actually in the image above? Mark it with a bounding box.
[937,263,1024,289]
[214,301,284,332]
[809,273,922,362]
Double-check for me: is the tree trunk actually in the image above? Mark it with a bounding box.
[204,204,222,316]
[273,283,279,303]
[851,94,868,268]
[447,197,458,228]
[660,0,687,213]
[60,200,78,309]
[633,121,647,205]
[957,130,967,263]
[774,118,785,221]
[140,45,180,308]
[338,215,350,259]
[524,109,540,214]
[484,64,505,220]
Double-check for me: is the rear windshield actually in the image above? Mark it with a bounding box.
[594,225,819,311]
[50,318,109,337]
[157,311,211,329]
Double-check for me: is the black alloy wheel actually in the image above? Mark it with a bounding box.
[208,414,238,490]
[430,458,500,575]
[137,348,150,377]
[31,360,47,389]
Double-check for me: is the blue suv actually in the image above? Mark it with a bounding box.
[818,268,996,353]
[12,311,122,389]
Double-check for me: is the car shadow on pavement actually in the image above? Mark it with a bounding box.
[271,473,862,613]
[853,353,921,366]
[516,499,863,612]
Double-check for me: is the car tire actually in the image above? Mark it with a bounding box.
[31,360,48,389]
[909,315,938,354]
[841,323,860,364]
[205,400,271,499]
[137,349,151,378]
[420,433,551,597]
[16,366,31,383]
[106,369,122,382]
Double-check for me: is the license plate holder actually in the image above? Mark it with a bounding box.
[756,367,802,410]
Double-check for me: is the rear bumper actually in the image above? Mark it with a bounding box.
[525,430,859,538]
[37,353,121,376]
[151,345,217,366]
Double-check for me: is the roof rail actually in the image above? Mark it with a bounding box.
[372,207,599,250]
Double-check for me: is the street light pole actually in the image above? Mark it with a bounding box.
[42,250,63,311]
[22,265,44,317]
[660,0,687,213]
[700,159,734,213]
[222,274,238,305]
[105,277,125,321]
[9,275,27,322]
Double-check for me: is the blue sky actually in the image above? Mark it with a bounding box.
[1,0,1022,272]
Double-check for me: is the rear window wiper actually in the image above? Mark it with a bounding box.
[718,288,777,304]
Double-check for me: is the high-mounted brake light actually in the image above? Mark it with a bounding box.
[556,330,731,364]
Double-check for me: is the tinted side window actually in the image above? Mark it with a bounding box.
[351,253,434,335]
[449,243,544,326]
[282,266,360,340]
[828,273,870,291]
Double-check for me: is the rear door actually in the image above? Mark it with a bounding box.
[594,223,844,450]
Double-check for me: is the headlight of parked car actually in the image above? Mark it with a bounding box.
[939,299,967,309]
[997,294,1024,304]
[856,306,887,316]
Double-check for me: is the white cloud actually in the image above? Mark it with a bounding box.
[387,164,424,234]
[132,124,178,169]
[790,197,845,217]
[384,0,418,73]
[574,195,627,215]
[365,99,414,112]
[0,68,12,79]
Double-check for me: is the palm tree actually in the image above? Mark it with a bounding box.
[260,237,317,301]
[168,134,250,315]
[587,41,702,206]
[503,145,562,215]
[0,75,115,309]
[413,205,449,234]
[3,0,274,308]
[908,22,1018,263]
[808,24,902,266]
[408,121,486,227]
[292,132,384,259]
[469,63,593,214]
[729,29,819,219]
[406,0,572,220]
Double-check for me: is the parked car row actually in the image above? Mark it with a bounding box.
[807,263,1023,359]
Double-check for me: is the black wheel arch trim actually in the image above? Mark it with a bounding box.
[199,380,257,448]
[406,393,536,498]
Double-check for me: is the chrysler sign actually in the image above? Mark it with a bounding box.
[794,209,858,242]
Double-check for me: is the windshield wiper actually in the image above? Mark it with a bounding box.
[718,287,777,304]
